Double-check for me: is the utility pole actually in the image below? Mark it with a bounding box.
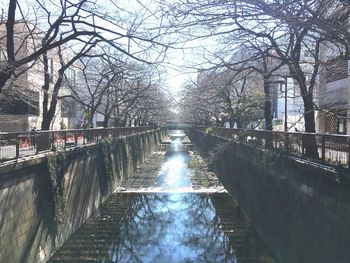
[284,76,288,132]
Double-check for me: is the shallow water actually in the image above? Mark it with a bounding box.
[105,193,236,263]
[49,131,277,263]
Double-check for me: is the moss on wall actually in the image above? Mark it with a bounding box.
[47,151,67,224]
[100,138,114,188]
[0,129,162,263]
[113,137,128,180]
[127,134,142,170]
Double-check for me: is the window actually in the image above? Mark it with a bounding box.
[48,58,53,83]
[325,112,337,134]
[337,110,347,135]
[64,68,76,86]
[61,97,76,118]
[338,119,347,134]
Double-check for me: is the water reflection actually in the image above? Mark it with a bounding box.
[154,155,191,189]
[155,132,192,190]
[165,138,187,156]
[105,132,236,262]
[168,129,187,139]
[49,130,277,263]
[106,194,235,263]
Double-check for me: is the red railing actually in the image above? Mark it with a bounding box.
[196,127,350,169]
[0,127,156,163]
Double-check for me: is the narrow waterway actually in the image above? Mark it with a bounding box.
[49,131,277,263]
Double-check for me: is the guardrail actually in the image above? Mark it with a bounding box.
[196,127,350,169]
[0,127,155,163]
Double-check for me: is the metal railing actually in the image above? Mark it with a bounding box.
[196,127,350,169]
[0,127,155,163]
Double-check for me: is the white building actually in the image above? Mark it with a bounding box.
[0,22,82,132]
[270,77,305,132]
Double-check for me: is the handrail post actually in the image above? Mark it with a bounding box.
[104,129,107,139]
[347,137,350,170]
[285,132,289,153]
[64,131,67,149]
[321,135,326,163]
[51,131,55,150]
[302,134,305,157]
[16,137,20,159]
[35,133,39,154]
[74,130,78,146]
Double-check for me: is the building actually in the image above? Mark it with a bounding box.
[0,21,82,132]
[317,57,350,134]
[270,77,305,132]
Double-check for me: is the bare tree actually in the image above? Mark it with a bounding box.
[164,0,350,157]
[64,55,122,127]
[40,42,98,130]
[61,52,169,128]
[0,0,169,94]
[179,69,263,128]
[111,64,171,127]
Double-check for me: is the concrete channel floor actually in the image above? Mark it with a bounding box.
[48,136,278,263]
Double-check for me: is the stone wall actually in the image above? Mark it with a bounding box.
[0,129,164,263]
[190,129,350,263]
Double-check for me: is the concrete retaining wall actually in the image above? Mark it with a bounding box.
[190,129,350,263]
[0,129,164,263]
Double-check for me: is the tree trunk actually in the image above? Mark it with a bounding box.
[103,115,109,128]
[121,118,127,127]
[0,0,16,93]
[236,119,243,129]
[41,52,51,130]
[263,76,273,148]
[114,117,121,127]
[0,72,12,93]
[88,110,94,128]
[103,90,110,128]
[303,93,319,158]
[41,67,63,130]
[41,117,52,130]
[41,95,60,130]
[263,76,273,131]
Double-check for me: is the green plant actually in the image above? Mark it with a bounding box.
[205,127,213,134]
[260,148,285,166]
[59,119,67,130]
[100,138,113,186]
[127,134,143,169]
[115,137,129,177]
[47,151,67,223]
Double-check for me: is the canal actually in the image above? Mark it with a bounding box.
[49,131,277,263]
